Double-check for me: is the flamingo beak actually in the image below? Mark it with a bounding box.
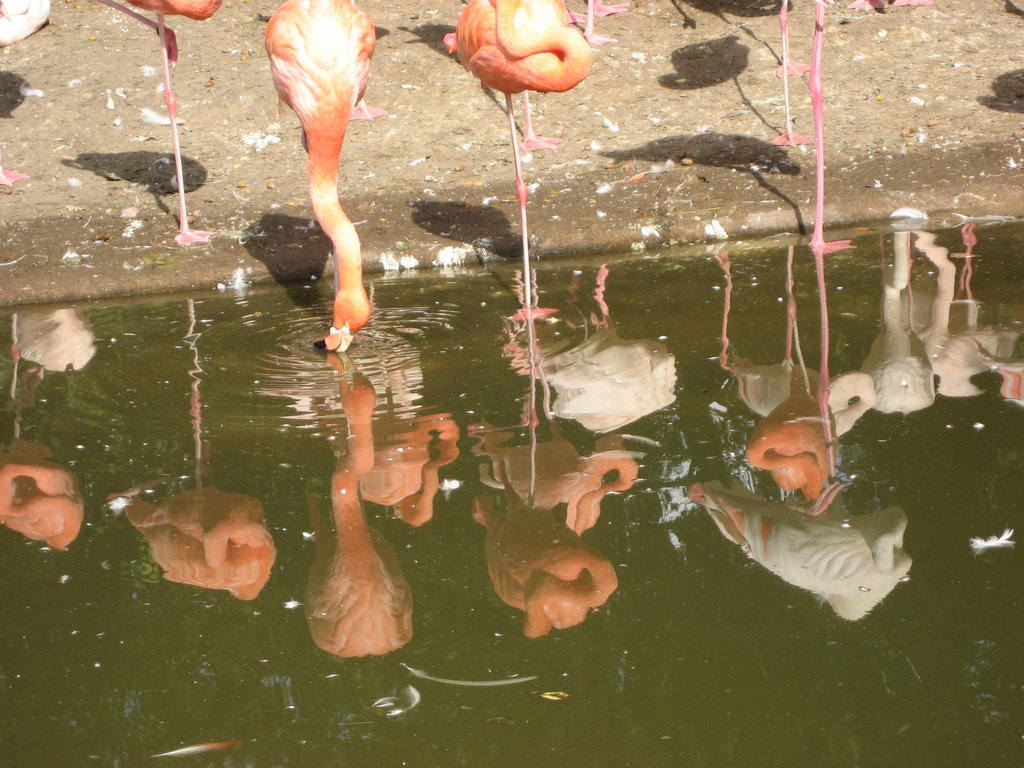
[314,322,354,353]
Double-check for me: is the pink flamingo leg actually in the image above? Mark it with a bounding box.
[808,0,852,253]
[772,1,810,147]
[94,0,209,245]
[568,0,623,45]
[506,92,534,313]
[94,0,179,63]
[522,92,561,151]
[154,15,212,246]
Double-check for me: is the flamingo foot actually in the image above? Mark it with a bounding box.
[776,60,811,77]
[583,30,617,45]
[772,131,811,146]
[175,227,213,246]
[571,0,628,18]
[810,238,855,254]
[522,134,562,151]
[0,168,27,186]
[351,100,387,121]
[847,0,886,9]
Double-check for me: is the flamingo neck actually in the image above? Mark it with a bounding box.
[307,140,371,335]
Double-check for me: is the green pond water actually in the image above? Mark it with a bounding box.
[1,221,1022,767]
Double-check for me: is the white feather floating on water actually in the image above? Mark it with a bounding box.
[969,528,1014,555]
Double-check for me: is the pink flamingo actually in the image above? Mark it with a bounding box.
[452,0,592,312]
[772,1,810,147]
[266,0,380,352]
[93,0,218,245]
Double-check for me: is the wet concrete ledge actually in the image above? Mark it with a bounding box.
[1,138,1021,309]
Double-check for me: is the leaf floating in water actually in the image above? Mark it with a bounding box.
[400,663,536,687]
[152,740,243,758]
[540,691,570,701]
[969,528,1015,555]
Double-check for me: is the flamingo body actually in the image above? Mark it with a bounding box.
[266,0,375,351]
[0,0,49,47]
[453,0,591,96]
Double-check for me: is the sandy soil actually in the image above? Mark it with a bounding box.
[0,0,1023,306]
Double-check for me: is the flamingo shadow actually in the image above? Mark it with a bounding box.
[676,0,777,18]
[409,199,520,259]
[241,211,331,286]
[62,150,207,219]
[602,133,806,233]
[402,23,457,58]
[978,69,1024,113]
[0,72,28,119]
[660,34,749,91]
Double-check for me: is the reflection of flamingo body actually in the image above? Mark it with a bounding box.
[453,0,591,310]
[473,424,639,534]
[93,0,219,244]
[266,0,377,352]
[689,480,911,621]
[473,493,617,638]
[305,371,413,657]
[126,489,276,600]
[0,441,83,549]
[358,412,460,527]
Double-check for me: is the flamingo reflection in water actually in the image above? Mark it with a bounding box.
[911,227,1024,401]
[717,249,874,511]
[471,265,676,637]
[304,358,415,657]
[1,309,92,549]
[688,481,911,621]
[697,249,910,619]
[116,301,276,600]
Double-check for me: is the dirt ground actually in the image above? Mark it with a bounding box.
[0,0,1023,306]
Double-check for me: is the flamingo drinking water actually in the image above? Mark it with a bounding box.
[266,0,381,352]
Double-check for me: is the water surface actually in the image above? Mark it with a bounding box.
[2,221,1022,766]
